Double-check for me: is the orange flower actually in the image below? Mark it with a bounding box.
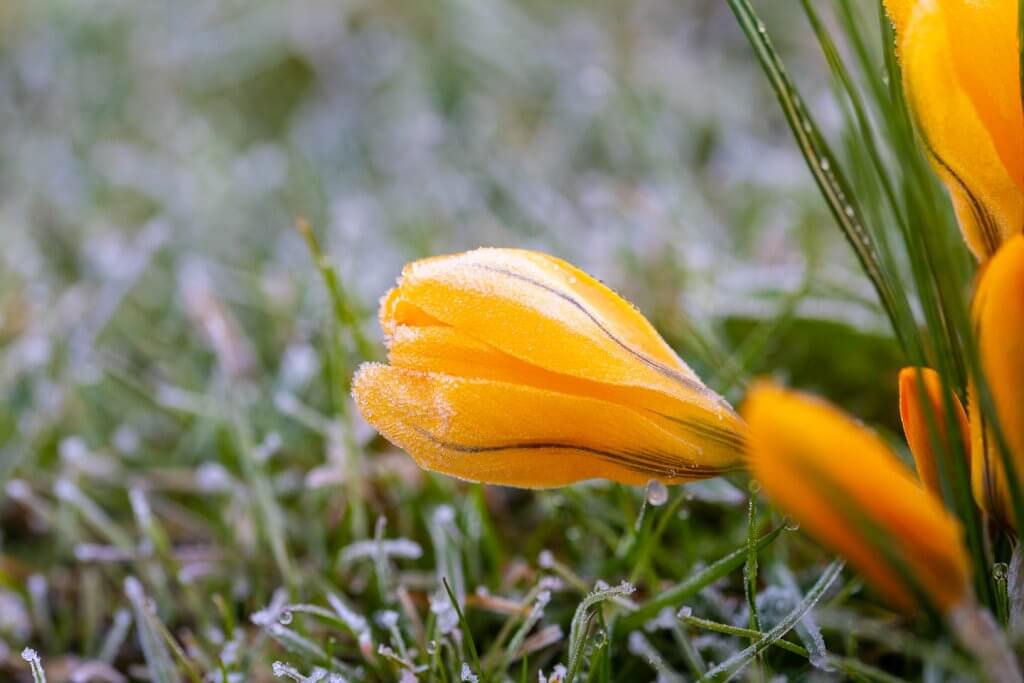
[898,367,970,497]
[969,235,1024,528]
[352,248,746,488]
[744,382,970,613]
[885,0,1023,260]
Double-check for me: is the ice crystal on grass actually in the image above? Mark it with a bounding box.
[272,661,346,683]
[251,588,290,627]
[0,590,30,640]
[22,647,47,683]
[339,538,423,565]
[326,593,370,636]
[429,592,460,635]
[538,663,567,683]
[459,662,478,682]
[627,632,684,683]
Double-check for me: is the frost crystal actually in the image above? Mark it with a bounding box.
[430,592,459,635]
[251,588,289,626]
[537,550,554,568]
[326,593,369,635]
[459,663,478,682]
[374,610,399,629]
[339,538,423,565]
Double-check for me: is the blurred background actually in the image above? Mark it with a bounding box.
[0,0,905,679]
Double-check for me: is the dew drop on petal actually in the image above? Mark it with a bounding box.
[645,480,668,507]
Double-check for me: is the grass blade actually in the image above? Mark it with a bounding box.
[566,582,635,683]
[124,577,181,683]
[699,559,845,682]
[725,0,914,352]
[620,525,784,629]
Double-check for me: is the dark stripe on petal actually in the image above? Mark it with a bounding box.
[923,140,1001,258]
[653,412,748,452]
[468,263,738,416]
[413,427,735,479]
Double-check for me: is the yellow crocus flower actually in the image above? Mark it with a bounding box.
[885,0,1023,260]
[970,235,1024,528]
[352,248,746,488]
[744,382,970,614]
[898,367,970,497]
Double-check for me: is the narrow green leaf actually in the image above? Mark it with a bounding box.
[442,577,483,680]
[124,577,181,683]
[725,0,914,353]
[566,582,635,683]
[620,525,784,629]
[699,559,845,682]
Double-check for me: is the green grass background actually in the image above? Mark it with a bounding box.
[0,1,933,680]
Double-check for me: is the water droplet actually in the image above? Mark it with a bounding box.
[783,516,801,532]
[756,21,766,33]
[994,562,1009,581]
[819,158,830,171]
[278,610,293,625]
[646,480,669,507]
[676,605,693,619]
[592,627,608,648]
[747,480,761,494]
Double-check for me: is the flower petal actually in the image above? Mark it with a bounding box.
[937,0,1023,191]
[970,234,1024,527]
[898,367,970,497]
[744,382,970,613]
[352,363,738,488]
[382,322,747,466]
[898,2,1023,259]
[390,248,734,417]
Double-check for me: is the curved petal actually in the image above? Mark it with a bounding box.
[938,0,1023,190]
[383,323,747,466]
[390,248,735,418]
[744,382,970,614]
[970,235,1024,528]
[352,363,739,489]
[899,2,1023,259]
[898,367,970,497]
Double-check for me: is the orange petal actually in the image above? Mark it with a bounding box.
[898,367,970,497]
[896,1,1023,259]
[970,235,1024,528]
[389,249,733,418]
[937,0,1023,191]
[744,382,970,614]
[383,322,746,467]
[353,363,738,488]
[883,0,917,36]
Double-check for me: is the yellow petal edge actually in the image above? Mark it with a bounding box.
[888,0,1024,259]
[898,367,970,498]
[970,235,1024,528]
[744,381,970,613]
[354,248,747,488]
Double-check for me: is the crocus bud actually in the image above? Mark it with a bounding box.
[352,248,746,488]
[898,367,970,497]
[970,235,1024,528]
[885,0,1023,260]
[744,382,970,614]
